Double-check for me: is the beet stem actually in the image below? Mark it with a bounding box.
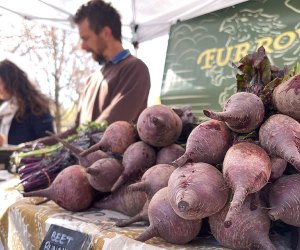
[128,182,148,192]
[135,224,158,242]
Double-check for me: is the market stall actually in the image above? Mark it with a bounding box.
[0,175,225,250]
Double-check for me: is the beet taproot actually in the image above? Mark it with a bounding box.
[209,195,276,250]
[81,121,137,156]
[203,92,265,133]
[272,74,300,121]
[86,158,123,192]
[116,164,175,227]
[269,156,287,182]
[111,141,156,192]
[172,119,232,167]
[23,165,94,212]
[156,144,185,164]
[136,104,183,147]
[223,141,271,227]
[168,162,229,220]
[135,187,202,244]
[259,114,300,171]
[93,182,147,217]
[268,174,300,227]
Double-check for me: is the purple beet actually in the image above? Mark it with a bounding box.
[136,187,202,244]
[23,165,94,212]
[111,141,156,192]
[172,119,232,167]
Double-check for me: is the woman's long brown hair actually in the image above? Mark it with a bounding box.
[0,59,51,121]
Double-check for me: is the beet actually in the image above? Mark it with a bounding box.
[136,187,202,244]
[269,156,287,182]
[268,174,300,227]
[86,158,123,192]
[168,162,229,220]
[136,104,183,147]
[111,141,156,192]
[116,164,175,227]
[23,165,94,212]
[156,144,185,164]
[93,183,147,217]
[172,119,232,167]
[259,114,300,171]
[81,121,137,156]
[203,92,265,133]
[272,74,300,121]
[209,196,276,250]
[129,163,175,198]
[223,141,271,227]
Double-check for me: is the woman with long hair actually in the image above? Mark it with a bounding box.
[0,59,54,146]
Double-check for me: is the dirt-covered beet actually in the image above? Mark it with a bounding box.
[81,121,137,156]
[259,114,300,171]
[172,119,232,167]
[222,141,271,227]
[23,165,95,212]
[111,141,156,192]
[268,174,300,227]
[136,104,183,147]
[209,196,276,250]
[86,158,123,192]
[272,74,300,121]
[203,92,265,133]
[93,182,147,217]
[135,187,202,244]
[156,144,185,165]
[168,162,229,220]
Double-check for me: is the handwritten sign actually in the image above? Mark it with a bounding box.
[39,224,91,250]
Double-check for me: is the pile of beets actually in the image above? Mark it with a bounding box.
[23,47,300,249]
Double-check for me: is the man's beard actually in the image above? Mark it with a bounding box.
[95,54,107,65]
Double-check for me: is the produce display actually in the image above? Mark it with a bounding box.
[8,46,300,249]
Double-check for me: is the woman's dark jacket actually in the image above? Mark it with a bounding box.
[8,108,54,145]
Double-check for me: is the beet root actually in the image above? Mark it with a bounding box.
[111,141,156,192]
[259,114,300,171]
[269,156,287,182]
[203,92,265,133]
[93,183,147,217]
[172,119,232,167]
[23,165,94,212]
[86,158,123,192]
[222,142,271,227]
[116,200,149,227]
[268,174,300,227]
[81,121,137,156]
[116,164,175,227]
[129,163,175,198]
[272,74,300,121]
[136,104,183,147]
[135,187,202,244]
[156,144,185,165]
[209,196,276,250]
[168,162,229,220]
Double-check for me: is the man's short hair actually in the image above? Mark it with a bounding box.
[73,0,122,41]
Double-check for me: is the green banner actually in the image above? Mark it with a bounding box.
[160,0,300,120]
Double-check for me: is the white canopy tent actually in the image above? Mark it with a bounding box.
[0,0,248,104]
[0,0,248,45]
